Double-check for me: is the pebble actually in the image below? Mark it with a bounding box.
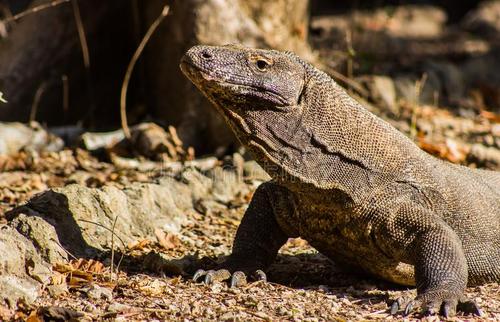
[84,284,113,301]
[107,302,131,313]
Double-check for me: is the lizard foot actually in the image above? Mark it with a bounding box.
[390,292,482,318]
[193,269,266,287]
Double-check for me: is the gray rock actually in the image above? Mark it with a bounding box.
[385,5,447,38]
[310,5,447,57]
[82,284,113,301]
[7,180,195,256]
[0,276,39,308]
[5,166,251,258]
[107,302,132,313]
[0,225,51,308]
[11,213,68,264]
[3,164,255,307]
[47,283,69,298]
[0,121,63,156]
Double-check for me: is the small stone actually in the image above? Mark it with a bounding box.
[85,284,113,301]
[220,312,237,321]
[210,282,224,293]
[107,302,132,313]
[253,311,270,320]
[82,302,98,314]
[47,284,68,298]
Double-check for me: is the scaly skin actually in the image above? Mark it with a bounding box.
[180,44,500,317]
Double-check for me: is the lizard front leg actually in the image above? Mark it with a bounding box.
[384,202,481,317]
[194,181,290,287]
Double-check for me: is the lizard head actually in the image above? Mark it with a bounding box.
[180,45,309,167]
[180,44,305,110]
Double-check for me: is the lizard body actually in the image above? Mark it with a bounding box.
[180,44,500,316]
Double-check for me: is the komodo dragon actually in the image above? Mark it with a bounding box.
[180,44,500,317]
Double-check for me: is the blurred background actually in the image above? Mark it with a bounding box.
[0,0,499,166]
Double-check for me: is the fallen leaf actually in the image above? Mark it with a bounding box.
[155,229,180,250]
[128,239,152,251]
[480,110,500,123]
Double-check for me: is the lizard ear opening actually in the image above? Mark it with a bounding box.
[296,86,306,106]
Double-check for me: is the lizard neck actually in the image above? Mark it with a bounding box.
[241,70,425,200]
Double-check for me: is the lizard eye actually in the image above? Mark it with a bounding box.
[256,59,270,71]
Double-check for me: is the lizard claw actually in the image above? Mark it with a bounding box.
[229,269,266,287]
[252,269,267,282]
[390,300,399,315]
[193,269,207,282]
[457,299,482,316]
[193,269,231,284]
[193,268,267,287]
[404,299,416,316]
[389,296,412,315]
[230,271,247,287]
[391,293,482,317]
[441,299,457,318]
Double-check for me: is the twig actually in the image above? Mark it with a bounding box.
[50,237,78,260]
[410,73,428,139]
[110,215,118,281]
[0,3,13,37]
[365,309,389,317]
[2,0,70,24]
[120,5,170,139]
[30,81,49,122]
[345,29,355,94]
[78,219,127,250]
[115,246,125,276]
[71,0,89,68]
[78,218,126,279]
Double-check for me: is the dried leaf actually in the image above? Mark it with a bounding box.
[50,271,67,285]
[155,229,180,250]
[418,137,467,164]
[71,258,104,274]
[128,239,152,251]
[480,110,500,123]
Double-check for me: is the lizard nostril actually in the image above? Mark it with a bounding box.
[201,51,212,59]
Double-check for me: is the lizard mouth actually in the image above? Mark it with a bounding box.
[180,58,288,106]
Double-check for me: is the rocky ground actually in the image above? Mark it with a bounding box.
[1,2,500,322]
